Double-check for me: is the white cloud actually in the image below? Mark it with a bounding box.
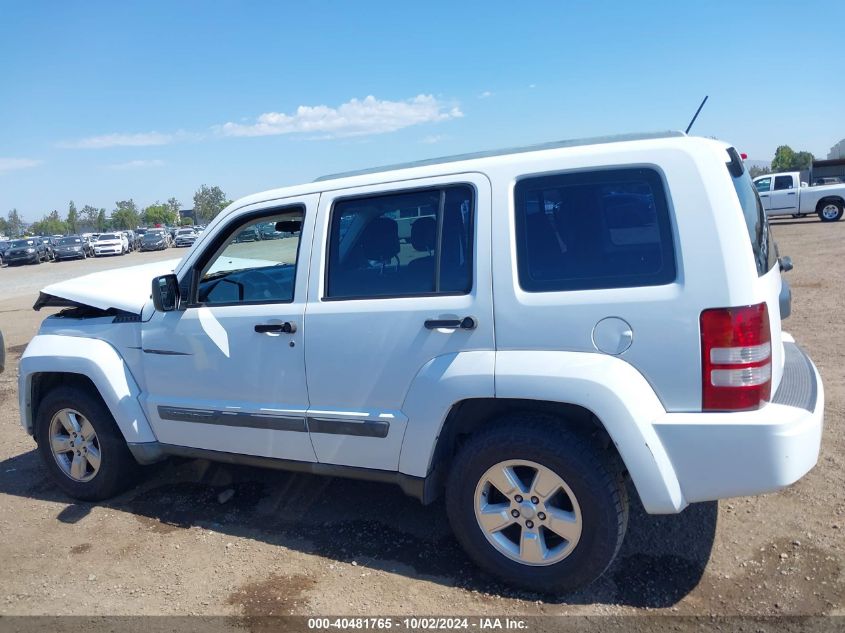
[107,159,165,170]
[218,94,463,139]
[0,157,42,173]
[59,131,177,149]
[478,91,493,99]
[421,134,447,144]
[528,84,537,89]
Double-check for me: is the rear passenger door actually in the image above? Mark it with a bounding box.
[304,175,493,471]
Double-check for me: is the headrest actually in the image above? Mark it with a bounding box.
[361,217,399,262]
[411,216,436,252]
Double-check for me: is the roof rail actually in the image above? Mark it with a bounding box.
[314,130,686,182]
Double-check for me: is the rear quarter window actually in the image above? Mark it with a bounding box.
[730,162,775,276]
[514,167,676,292]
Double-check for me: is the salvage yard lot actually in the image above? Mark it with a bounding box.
[0,219,842,617]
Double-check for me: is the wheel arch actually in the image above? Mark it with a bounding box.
[18,335,157,445]
[405,350,687,514]
[816,196,844,211]
[425,398,616,500]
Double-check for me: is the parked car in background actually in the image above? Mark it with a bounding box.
[120,231,140,252]
[753,172,845,221]
[174,228,198,247]
[93,233,126,256]
[234,225,261,242]
[0,240,11,265]
[53,236,89,261]
[41,237,57,261]
[4,237,50,265]
[813,177,843,186]
[81,235,95,257]
[140,231,169,251]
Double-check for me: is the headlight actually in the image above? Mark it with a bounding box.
[26,248,35,253]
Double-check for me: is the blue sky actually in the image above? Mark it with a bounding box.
[2,0,843,222]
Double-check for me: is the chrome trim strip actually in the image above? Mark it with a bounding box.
[157,406,307,432]
[307,417,390,438]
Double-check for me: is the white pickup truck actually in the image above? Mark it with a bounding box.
[753,172,845,221]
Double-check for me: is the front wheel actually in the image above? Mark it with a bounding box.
[35,385,141,500]
[446,418,628,593]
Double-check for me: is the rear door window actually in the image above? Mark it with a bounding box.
[513,168,676,292]
[773,175,793,190]
[326,185,474,299]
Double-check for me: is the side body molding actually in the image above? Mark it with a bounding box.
[495,350,686,514]
[18,334,157,444]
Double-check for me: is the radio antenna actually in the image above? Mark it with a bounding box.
[685,96,708,134]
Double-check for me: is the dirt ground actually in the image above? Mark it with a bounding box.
[0,219,842,619]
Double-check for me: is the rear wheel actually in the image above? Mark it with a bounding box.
[446,417,628,593]
[35,386,141,500]
[818,201,843,222]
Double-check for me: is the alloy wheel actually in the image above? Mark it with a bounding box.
[48,408,101,482]
[474,459,582,566]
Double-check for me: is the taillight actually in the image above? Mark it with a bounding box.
[700,303,771,411]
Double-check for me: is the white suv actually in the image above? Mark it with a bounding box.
[18,132,824,592]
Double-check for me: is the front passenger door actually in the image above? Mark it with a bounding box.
[754,176,772,212]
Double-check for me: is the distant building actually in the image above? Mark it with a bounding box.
[811,158,845,184]
[828,139,845,160]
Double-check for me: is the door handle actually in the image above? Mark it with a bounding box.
[255,322,297,334]
[787,192,796,195]
[424,316,477,330]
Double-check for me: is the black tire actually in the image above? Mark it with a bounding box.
[445,416,628,593]
[818,200,843,222]
[35,385,141,501]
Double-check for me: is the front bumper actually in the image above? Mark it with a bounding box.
[6,253,38,264]
[653,342,823,505]
[94,246,122,255]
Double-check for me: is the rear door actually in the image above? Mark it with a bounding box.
[768,174,799,214]
[303,174,493,470]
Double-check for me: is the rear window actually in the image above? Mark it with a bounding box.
[729,162,775,276]
[514,168,676,292]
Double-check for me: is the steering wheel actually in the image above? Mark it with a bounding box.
[236,269,286,301]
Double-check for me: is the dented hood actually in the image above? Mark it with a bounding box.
[35,259,181,314]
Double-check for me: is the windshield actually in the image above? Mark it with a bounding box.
[59,237,82,245]
[11,239,35,247]
[177,229,194,235]
[98,233,118,240]
[144,233,163,239]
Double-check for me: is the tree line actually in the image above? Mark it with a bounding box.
[1,185,230,238]
[748,145,816,179]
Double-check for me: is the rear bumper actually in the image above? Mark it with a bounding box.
[653,342,823,505]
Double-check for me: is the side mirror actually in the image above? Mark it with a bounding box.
[779,256,793,272]
[152,274,180,312]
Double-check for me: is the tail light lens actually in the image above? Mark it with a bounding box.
[700,303,771,411]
